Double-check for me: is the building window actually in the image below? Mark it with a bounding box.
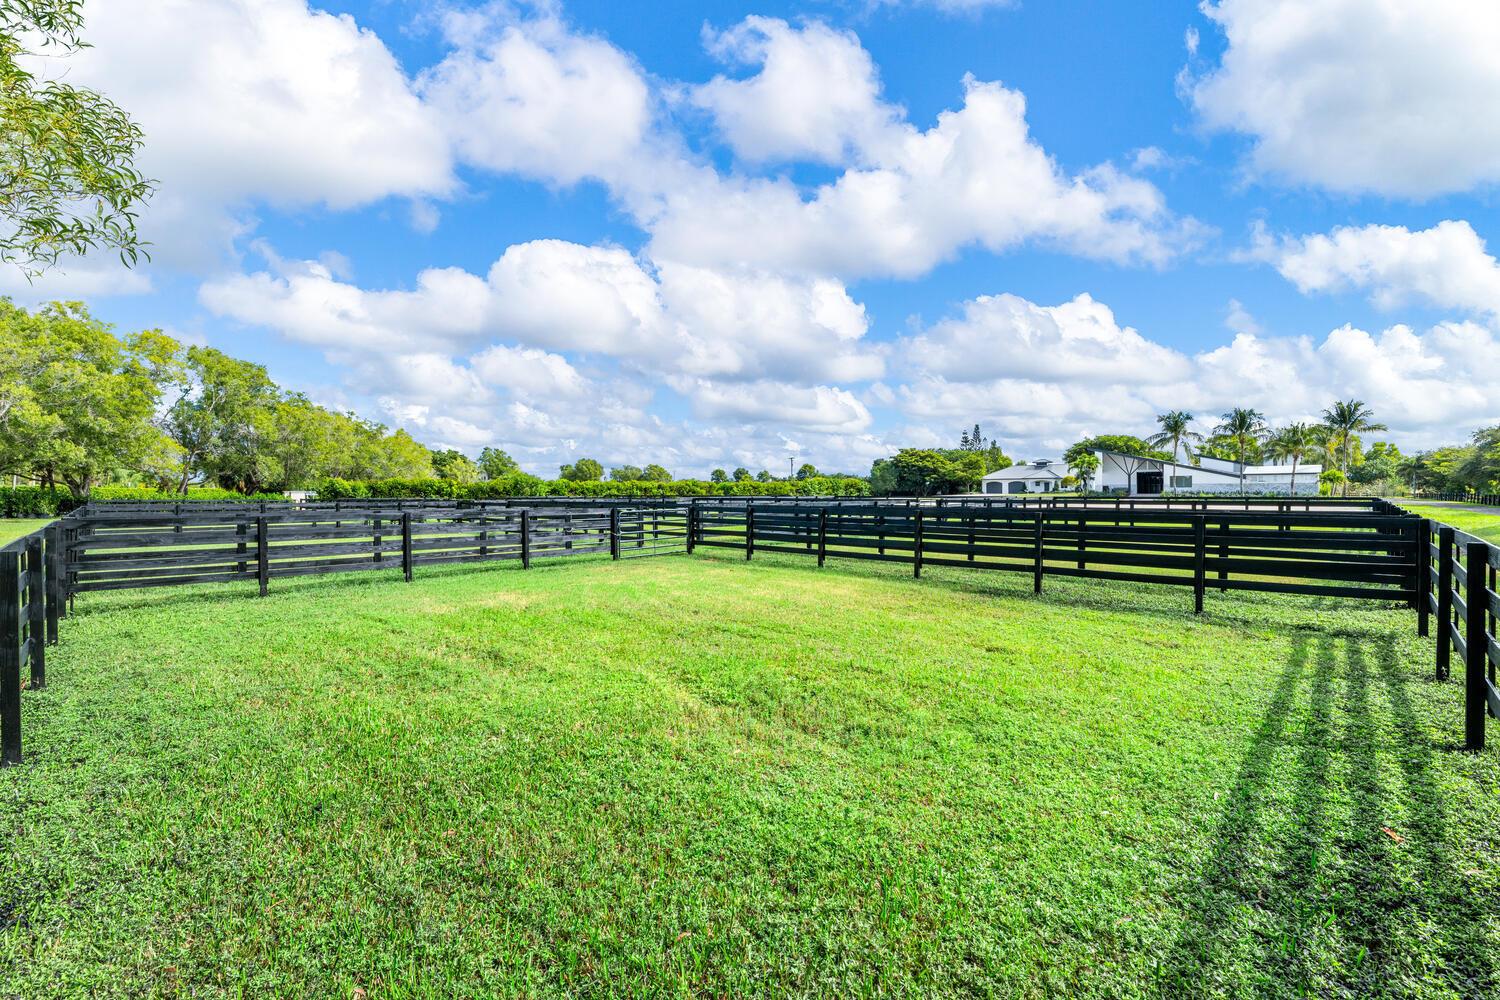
[1170,475,1193,488]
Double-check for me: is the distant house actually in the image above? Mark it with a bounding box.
[980,460,1069,495]
[1095,450,1321,496]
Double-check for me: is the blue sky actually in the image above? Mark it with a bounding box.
[11,0,1500,476]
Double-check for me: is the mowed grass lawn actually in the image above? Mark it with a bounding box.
[3,549,1499,998]
[0,518,52,545]
[1402,503,1500,544]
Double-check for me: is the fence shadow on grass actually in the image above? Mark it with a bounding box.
[1161,633,1496,998]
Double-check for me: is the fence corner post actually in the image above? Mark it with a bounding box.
[44,524,61,644]
[256,516,270,596]
[1193,518,1206,615]
[1464,540,1488,751]
[745,506,755,562]
[817,508,827,568]
[686,504,697,555]
[610,507,621,560]
[1032,512,1043,594]
[25,537,44,690]
[401,511,414,581]
[1437,525,1454,680]
[1416,518,1431,636]
[519,510,531,570]
[913,508,924,579]
[1,549,22,766]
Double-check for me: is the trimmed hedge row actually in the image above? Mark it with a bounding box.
[315,475,872,500]
[0,486,74,518]
[89,486,287,503]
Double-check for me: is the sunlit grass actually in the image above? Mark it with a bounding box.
[1401,503,1500,544]
[0,518,52,545]
[2,550,1496,998]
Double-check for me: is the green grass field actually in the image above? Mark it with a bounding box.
[0,518,52,545]
[3,549,1498,998]
[1401,503,1500,544]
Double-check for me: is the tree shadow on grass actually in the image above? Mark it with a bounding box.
[1159,633,1498,998]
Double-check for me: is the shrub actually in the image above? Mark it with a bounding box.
[0,486,75,517]
[89,486,287,503]
[313,475,871,500]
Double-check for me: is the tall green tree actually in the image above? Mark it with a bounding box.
[431,449,480,483]
[1147,411,1203,465]
[0,300,177,495]
[1265,423,1315,495]
[641,463,672,482]
[162,346,278,492]
[559,458,603,482]
[477,446,519,480]
[1320,399,1386,496]
[709,468,728,483]
[1,1,153,276]
[1213,408,1268,469]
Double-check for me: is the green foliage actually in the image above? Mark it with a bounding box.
[0,484,71,516]
[431,449,481,484]
[1064,435,1170,466]
[794,463,818,480]
[559,458,604,482]
[88,485,285,503]
[1147,410,1204,464]
[0,0,153,276]
[0,299,178,496]
[709,468,728,483]
[1069,452,1099,489]
[609,464,643,482]
[641,463,672,482]
[869,449,985,496]
[477,447,519,480]
[314,475,871,500]
[732,467,751,482]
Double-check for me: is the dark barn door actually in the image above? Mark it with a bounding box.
[1136,470,1164,494]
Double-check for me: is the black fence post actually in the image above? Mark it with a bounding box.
[1218,520,1230,593]
[256,517,270,596]
[519,510,531,569]
[395,512,410,581]
[44,524,60,645]
[685,504,697,555]
[817,508,827,568]
[1464,541,1488,751]
[745,507,755,562]
[1193,518,1207,614]
[913,509,924,579]
[25,537,44,690]
[373,516,384,564]
[1437,526,1454,681]
[1416,519,1431,636]
[1,549,22,766]
[1032,513,1044,594]
[610,508,621,560]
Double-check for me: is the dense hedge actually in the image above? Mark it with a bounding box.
[315,475,871,500]
[0,486,75,517]
[88,486,288,503]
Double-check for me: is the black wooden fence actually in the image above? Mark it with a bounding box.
[690,503,1422,609]
[13,494,1500,766]
[1424,522,1499,749]
[1415,492,1500,508]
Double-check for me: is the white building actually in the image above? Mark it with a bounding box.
[980,460,1069,495]
[1095,450,1321,496]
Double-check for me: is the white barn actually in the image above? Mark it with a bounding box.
[980,460,1069,495]
[1095,450,1321,496]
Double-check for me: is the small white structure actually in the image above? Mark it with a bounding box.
[981,459,1069,495]
[1095,450,1321,496]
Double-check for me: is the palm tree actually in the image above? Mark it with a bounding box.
[1265,423,1314,495]
[1320,399,1387,496]
[1214,408,1268,495]
[1148,410,1204,465]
